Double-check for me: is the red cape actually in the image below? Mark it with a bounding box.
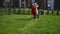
[31,6,36,15]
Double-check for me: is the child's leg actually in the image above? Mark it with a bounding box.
[33,14,35,18]
[35,14,39,19]
[33,14,37,19]
[34,14,39,21]
[37,15,39,18]
[35,12,39,18]
[33,14,39,19]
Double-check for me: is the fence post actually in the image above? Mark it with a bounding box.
[18,8,20,14]
[8,4,11,15]
[47,9,49,15]
[8,0,11,15]
[51,10,54,15]
[0,8,2,15]
[13,0,16,14]
[56,9,59,15]
[40,9,44,15]
[8,7,11,15]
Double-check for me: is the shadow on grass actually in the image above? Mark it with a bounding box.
[16,17,34,21]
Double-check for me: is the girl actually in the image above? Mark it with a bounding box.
[32,3,39,19]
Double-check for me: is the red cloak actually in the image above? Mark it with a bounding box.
[31,6,36,15]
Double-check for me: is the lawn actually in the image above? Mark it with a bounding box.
[0,14,60,34]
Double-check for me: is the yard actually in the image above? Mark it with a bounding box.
[0,14,60,34]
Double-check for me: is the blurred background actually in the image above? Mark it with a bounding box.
[0,0,60,15]
[0,0,60,10]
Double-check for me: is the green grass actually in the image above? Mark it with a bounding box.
[0,14,60,34]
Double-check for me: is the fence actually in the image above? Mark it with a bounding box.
[0,8,60,16]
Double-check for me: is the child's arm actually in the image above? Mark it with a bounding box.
[36,5,39,7]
